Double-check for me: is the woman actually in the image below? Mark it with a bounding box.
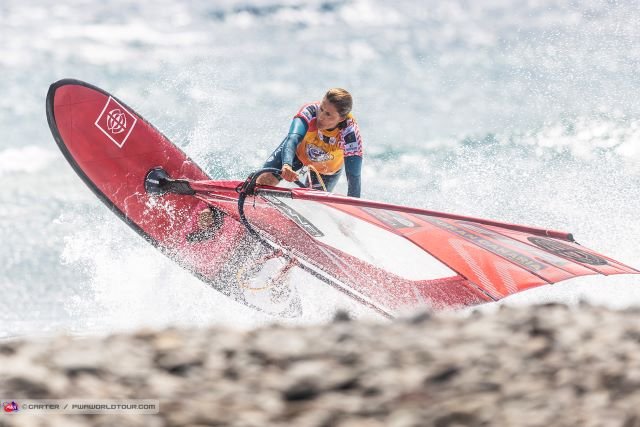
[256,88,363,198]
[196,88,363,233]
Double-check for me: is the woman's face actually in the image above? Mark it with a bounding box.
[316,97,344,130]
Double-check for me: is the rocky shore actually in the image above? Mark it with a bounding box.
[2,303,640,427]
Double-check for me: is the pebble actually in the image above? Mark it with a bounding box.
[1,304,640,426]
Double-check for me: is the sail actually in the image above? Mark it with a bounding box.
[224,186,639,314]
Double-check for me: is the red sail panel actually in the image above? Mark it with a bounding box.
[272,188,639,300]
[471,223,639,276]
[314,203,584,296]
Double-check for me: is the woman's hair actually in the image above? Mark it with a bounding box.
[325,88,353,118]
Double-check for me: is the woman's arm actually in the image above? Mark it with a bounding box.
[281,117,308,167]
[344,155,362,198]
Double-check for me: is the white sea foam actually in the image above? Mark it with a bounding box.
[519,118,640,164]
[0,146,57,176]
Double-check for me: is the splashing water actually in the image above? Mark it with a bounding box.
[1,0,639,338]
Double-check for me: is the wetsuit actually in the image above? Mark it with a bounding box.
[262,102,363,197]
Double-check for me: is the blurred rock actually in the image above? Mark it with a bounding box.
[2,304,640,426]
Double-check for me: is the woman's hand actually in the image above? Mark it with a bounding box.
[280,164,299,182]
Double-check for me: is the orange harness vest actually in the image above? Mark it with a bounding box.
[296,122,349,175]
[298,114,365,176]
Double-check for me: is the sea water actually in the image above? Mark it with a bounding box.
[1,0,639,338]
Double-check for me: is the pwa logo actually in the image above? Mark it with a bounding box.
[305,143,333,162]
[95,96,138,148]
[2,401,19,413]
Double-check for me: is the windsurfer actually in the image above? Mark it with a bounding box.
[256,88,363,198]
[197,88,364,232]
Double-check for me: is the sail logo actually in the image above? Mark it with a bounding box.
[262,195,324,237]
[527,237,608,266]
[95,96,137,148]
[362,207,419,229]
